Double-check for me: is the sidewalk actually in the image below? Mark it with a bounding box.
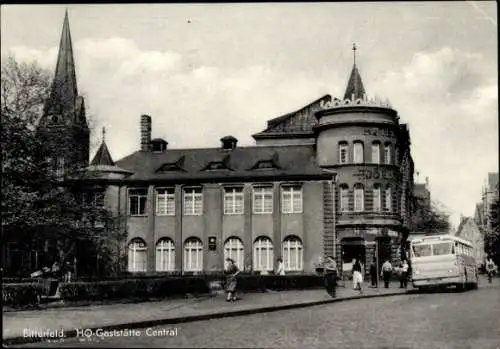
[3,281,409,345]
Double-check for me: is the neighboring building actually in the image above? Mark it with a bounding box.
[413,177,431,211]
[475,173,499,233]
[7,14,416,275]
[455,216,484,266]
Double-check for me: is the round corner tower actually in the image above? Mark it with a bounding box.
[314,51,414,268]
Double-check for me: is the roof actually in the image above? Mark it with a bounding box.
[91,141,114,166]
[252,95,331,138]
[115,144,330,182]
[343,64,366,101]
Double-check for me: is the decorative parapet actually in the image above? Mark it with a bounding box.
[320,94,392,110]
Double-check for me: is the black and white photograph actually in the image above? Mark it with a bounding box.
[1,2,499,348]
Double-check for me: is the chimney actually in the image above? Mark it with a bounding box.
[140,115,152,151]
[220,135,238,150]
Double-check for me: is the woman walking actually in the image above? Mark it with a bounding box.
[225,258,240,302]
[352,258,364,294]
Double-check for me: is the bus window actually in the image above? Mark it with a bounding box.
[432,242,452,256]
[412,244,432,257]
[451,244,455,254]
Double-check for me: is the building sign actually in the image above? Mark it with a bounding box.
[208,236,217,251]
[353,168,401,181]
[363,128,394,137]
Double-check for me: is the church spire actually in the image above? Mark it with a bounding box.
[43,9,79,124]
[343,43,366,101]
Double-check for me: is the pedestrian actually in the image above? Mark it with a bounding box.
[400,260,409,289]
[485,256,497,284]
[381,259,393,288]
[352,258,363,294]
[323,256,338,297]
[224,258,240,302]
[276,258,285,276]
[370,259,378,288]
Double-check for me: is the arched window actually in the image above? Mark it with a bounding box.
[128,238,147,272]
[338,142,348,164]
[339,184,350,212]
[353,141,364,164]
[224,237,244,270]
[373,184,381,212]
[371,141,380,164]
[156,238,175,272]
[282,236,303,271]
[384,143,391,164]
[384,186,392,212]
[354,184,364,212]
[253,236,274,272]
[184,237,203,272]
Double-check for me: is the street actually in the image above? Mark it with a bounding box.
[12,280,500,349]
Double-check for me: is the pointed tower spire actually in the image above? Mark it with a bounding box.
[43,9,78,124]
[90,127,114,166]
[343,43,366,101]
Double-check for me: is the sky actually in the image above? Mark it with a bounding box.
[1,2,498,230]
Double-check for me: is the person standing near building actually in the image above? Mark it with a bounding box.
[276,258,285,276]
[323,256,338,297]
[400,260,409,289]
[381,259,393,288]
[352,258,363,294]
[370,259,378,288]
[485,256,497,284]
[224,258,240,302]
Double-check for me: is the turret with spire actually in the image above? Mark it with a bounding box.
[91,127,114,166]
[38,10,89,172]
[343,43,366,101]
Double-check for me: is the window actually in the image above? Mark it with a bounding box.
[224,238,244,270]
[184,188,203,215]
[281,185,302,214]
[56,157,65,178]
[353,141,364,163]
[253,237,274,271]
[373,185,381,212]
[156,238,175,272]
[354,185,364,212]
[432,242,452,256]
[384,187,392,212]
[371,142,380,164]
[128,238,147,272]
[340,185,349,212]
[384,144,391,164]
[184,237,203,272]
[157,188,175,216]
[129,189,147,216]
[339,142,348,164]
[395,147,399,166]
[81,191,105,208]
[253,187,273,214]
[224,187,244,215]
[412,244,431,257]
[282,236,303,271]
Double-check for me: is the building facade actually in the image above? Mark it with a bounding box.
[455,216,485,266]
[15,14,416,275]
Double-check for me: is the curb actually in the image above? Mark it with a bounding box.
[2,290,410,346]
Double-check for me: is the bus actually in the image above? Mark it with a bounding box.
[410,234,479,291]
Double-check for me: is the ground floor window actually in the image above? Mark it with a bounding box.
[128,238,147,272]
[224,237,244,270]
[156,238,175,272]
[253,236,274,272]
[282,236,303,271]
[184,237,203,272]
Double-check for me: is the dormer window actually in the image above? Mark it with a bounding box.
[256,161,274,169]
[251,154,281,170]
[206,162,227,170]
[156,156,185,172]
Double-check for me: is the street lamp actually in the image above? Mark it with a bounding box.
[322,169,337,260]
